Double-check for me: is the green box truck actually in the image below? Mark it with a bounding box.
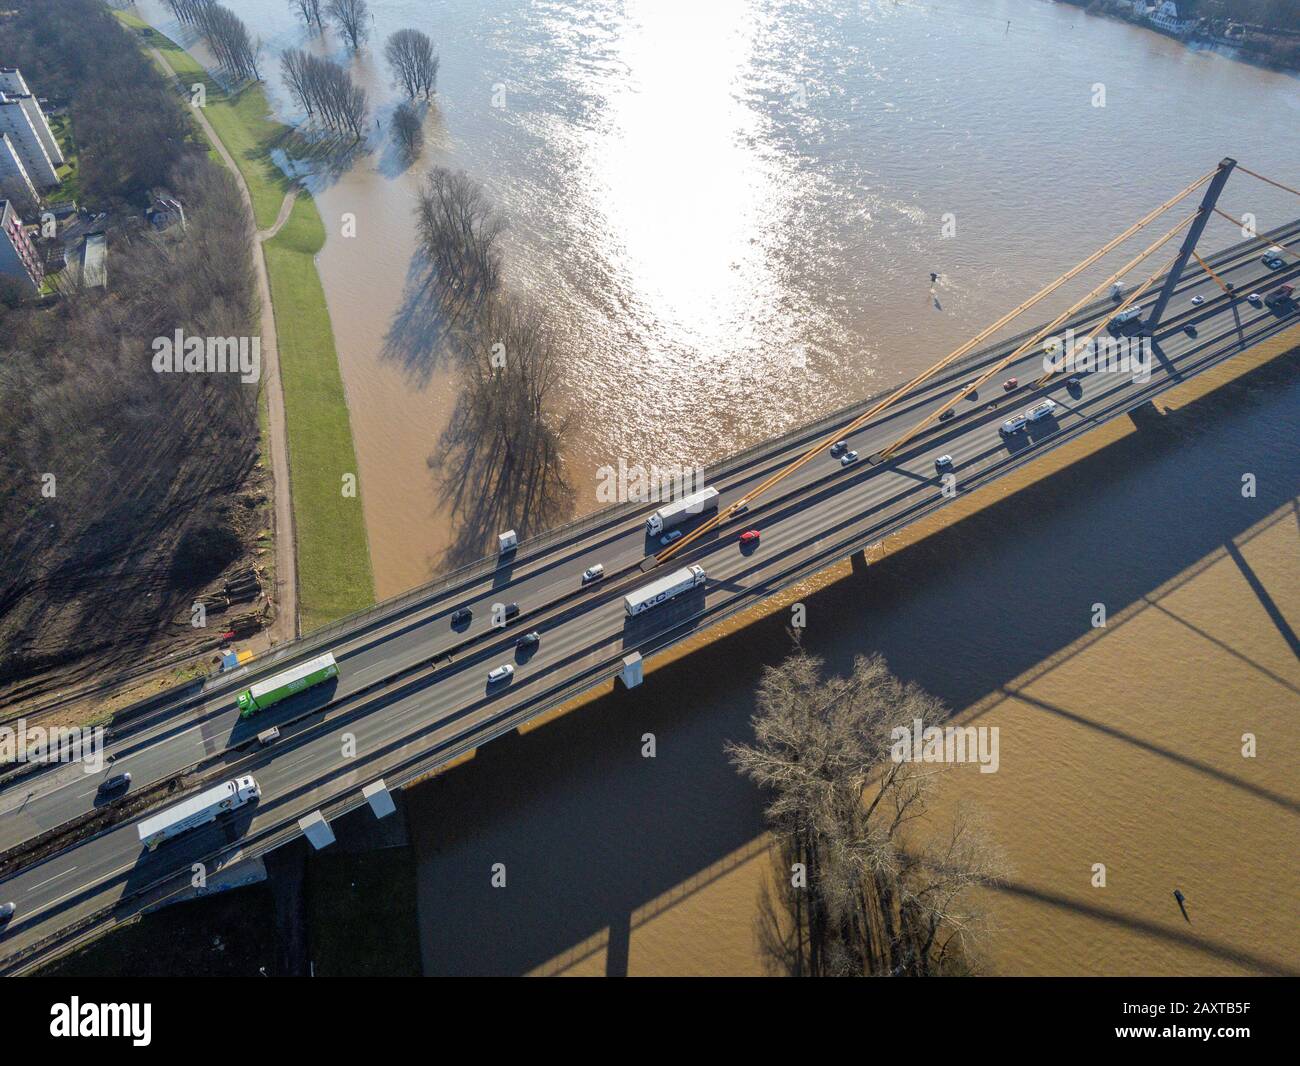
[236,652,338,718]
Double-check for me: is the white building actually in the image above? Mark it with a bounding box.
[0,133,40,213]
[0,94,58,187]
[1149,1,1193,36]
[0,69,63,168]
[0,199,44,294]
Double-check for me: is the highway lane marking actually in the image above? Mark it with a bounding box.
[29,866,78,891]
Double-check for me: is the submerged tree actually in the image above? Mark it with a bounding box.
[728,650,1004,976]
[429,298,573,566]
[384,28,439,99]
[391,101,424,162]
[326,0,370,53]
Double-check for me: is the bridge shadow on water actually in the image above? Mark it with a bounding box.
[405,349,1300,976]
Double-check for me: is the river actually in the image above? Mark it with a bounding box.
[126,0,1300,975]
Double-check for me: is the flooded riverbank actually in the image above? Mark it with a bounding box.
[131,0,1300,596]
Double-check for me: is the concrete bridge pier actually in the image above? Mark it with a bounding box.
[298,809,336,850]
[850,548,869,576]
[619,652,643,689]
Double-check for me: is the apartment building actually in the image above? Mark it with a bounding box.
[0,199,44,294]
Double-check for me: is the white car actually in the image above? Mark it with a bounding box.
[659,529,683,546]
[1025,398,1057,423]
[934,454,953,472]
[840,450,859,466]
[1190,294,1205,306]
[581,564,604,584]
[1247,292,1262,306]
[487,664,514,685]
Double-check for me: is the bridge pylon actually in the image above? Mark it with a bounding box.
[1143,157,1237,334]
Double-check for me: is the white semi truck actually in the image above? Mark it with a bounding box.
[136,776,261,851]
[646,487,719,536]
[624,565,707,617]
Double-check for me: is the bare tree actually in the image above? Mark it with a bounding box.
[391,101,423,161]
[384,28,439,100]
[280,48,368,139]
[728,650,1004,976]
[192,3,260,82]
[326,0,370,53]
[287,0,325,31]
[415,167,505,324]
[429,298,573,566]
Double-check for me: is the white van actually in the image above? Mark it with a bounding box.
[1025,399,1057,423]
[1000,415,1027,437]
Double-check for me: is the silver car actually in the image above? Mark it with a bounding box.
[487,664,514,685]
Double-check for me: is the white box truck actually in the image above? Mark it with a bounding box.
[624,565,707,616]
[137,776,260,851]
[646,487,719,536]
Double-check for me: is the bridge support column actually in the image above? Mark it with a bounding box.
[298,810,336,850]
[1144,158,1237,334]
[363,779,397,819]
[619,652,643,689]
[850,549,869,576]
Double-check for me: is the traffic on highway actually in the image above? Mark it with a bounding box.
[1,222,1297,971]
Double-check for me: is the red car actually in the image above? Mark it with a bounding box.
[739,529,761,545]
[1002,377,1018,391]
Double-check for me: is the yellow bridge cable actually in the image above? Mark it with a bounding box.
[1235,166,1300,200]
[654,169,1218,566]
[879,208,1193,450]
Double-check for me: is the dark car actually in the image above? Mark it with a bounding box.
[517,631,540,649]
[97,772,132,795]
[450,607,472,627]
[504,602,520,620]
[1002,377,1018,392]
[0,901,14,926]
[938,408,954,421]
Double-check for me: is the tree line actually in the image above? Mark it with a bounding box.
[163,1,262,83]
[280,48,369,140]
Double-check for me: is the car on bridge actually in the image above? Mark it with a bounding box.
[1000,414,1028,437]
[830,440,848,457]
[581,564,604,584]
[487,664,514,685]
[1002,377,1018,391]
[97,772,131,796]
[938,407,954,421]
[0,901,13,928]
[1262,246,1287,269]
[1190,294,1205,306]
[516,631,540,650]
[739,529,760,545]
[660,529,683,546]
[450,607,472,627]
[1247,292,1263,306]
[935,455,953,473]
[840,450,859,466]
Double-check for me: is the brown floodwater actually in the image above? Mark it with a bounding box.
[130,0,1300,974]
[138,0,1300,595]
